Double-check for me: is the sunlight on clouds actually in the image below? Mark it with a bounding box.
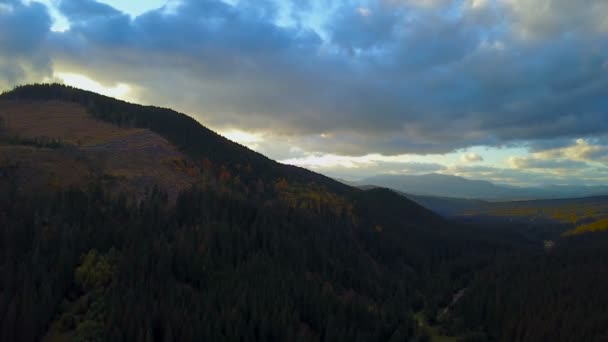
[508,139,608,171]
[535,139,606,162]
[282,150,483,171]
[54,72,132,100]
[279,146,536,182]
[506,139,608,179]
[280,153,454,180]
[27,0,69,32]
[221,129,263,149]
[281,154,376,169]
[222,129,261,143]
[461,152,484,163]
[281,152,455,170]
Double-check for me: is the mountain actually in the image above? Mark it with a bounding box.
[359,173,527,200]
[359,173,608,201]
[0,84,506,342]
[4,84,608,342]
[0,84,353,196]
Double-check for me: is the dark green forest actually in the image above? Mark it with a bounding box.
[450,233,608,342]
[2,85,608,342]
[0,170,509,342]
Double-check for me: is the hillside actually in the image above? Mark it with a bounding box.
[1,84,353,195]
[3,84,608,342]
[0,84,509,342]
[0,99,195,200]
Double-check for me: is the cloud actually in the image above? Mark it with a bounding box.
[58,0,121,20]
[280,153,446,180]
[503,139,608,183]
[0,0,53,89]
[503,0,608,39]
[448,164,538,185]
[508,157,588,171]
[533,139,608,162]
[0,0,607,161]
[461,152,484,163]
[449,164,608,187]
[508,139,608,172]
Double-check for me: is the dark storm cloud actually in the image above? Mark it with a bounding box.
[0,0,53,87]
[2,0,608,157]
[328,2,401,52]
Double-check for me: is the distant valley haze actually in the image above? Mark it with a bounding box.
[351,173,608,201]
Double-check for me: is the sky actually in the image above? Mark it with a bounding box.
[1,0,608,186]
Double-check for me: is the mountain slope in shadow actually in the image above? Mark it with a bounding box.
[0,84,512,342]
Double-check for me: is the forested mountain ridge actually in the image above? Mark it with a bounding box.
[3,84,608,342]
[1,84,456,230]
[0,84,508,342]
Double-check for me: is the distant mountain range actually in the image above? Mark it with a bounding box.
[348,173,608,201]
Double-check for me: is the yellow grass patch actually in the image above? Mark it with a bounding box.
[464,203,608,226]
[563,218,608,236]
